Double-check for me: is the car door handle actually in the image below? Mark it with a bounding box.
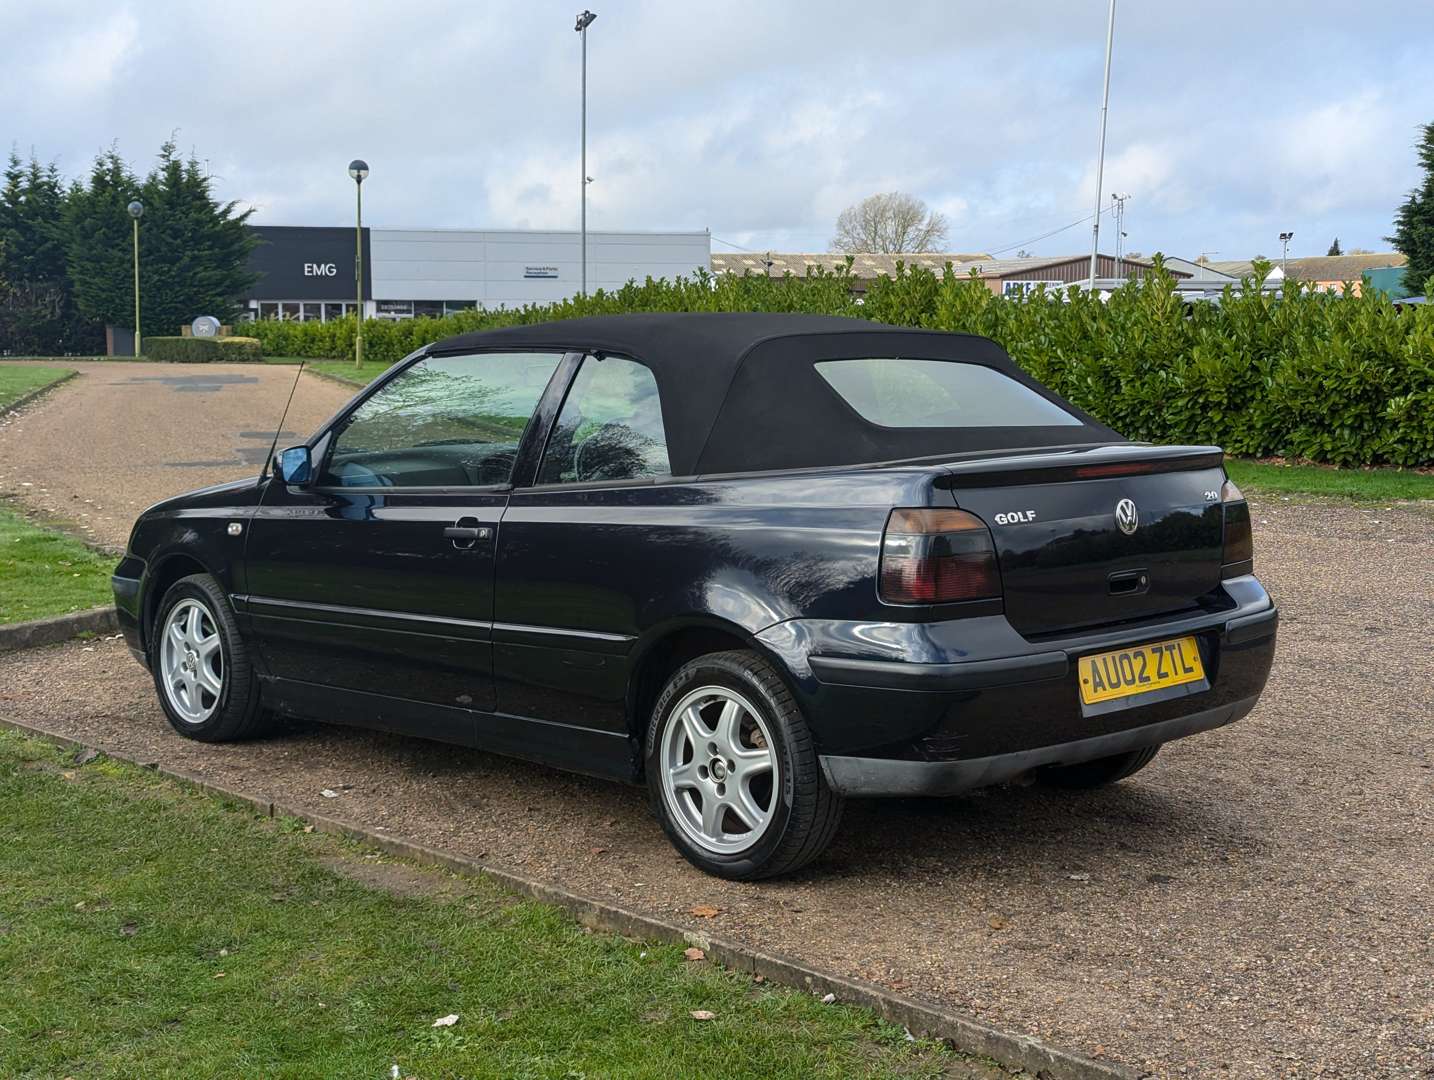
[444,518,492,550]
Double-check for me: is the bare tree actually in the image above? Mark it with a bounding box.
[830,192,949,253]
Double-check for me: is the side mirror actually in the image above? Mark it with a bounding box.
[276,445,312,486]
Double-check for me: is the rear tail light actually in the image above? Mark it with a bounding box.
[1220,477,1253,575]
[879,508,1001,605]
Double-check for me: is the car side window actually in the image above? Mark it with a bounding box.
[320,351,563,488]
[536,354,671,485]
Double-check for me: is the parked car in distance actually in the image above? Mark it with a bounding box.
[113,313,1277,879]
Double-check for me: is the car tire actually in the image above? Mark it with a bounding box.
[1038,744,1161,788]
[645,649,843,881]
[149,573,273,743]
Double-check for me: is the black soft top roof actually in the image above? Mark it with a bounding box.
[431,313,1122,476]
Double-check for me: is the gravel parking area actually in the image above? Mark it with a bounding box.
[1,497,1429,1077]
[0,361,352,550]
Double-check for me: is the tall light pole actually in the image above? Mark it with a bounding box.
[1279,231,1293,278]
[127,200,144,356]
[575,10,597,298]
[348,160,369,367]
[1087,0,1116,291]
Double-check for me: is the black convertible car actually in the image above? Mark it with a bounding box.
[114,314,1277,879]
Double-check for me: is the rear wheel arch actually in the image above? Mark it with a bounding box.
[642,647,845,879]
[625,620,793,760]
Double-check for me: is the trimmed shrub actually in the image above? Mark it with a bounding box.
[217,336,262,361]
[235,261,1434,467]
[143,335,263,363]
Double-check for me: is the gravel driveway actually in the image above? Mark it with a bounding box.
[1,491,1429,1077]
[0,361,354,550]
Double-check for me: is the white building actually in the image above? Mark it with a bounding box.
[244,225,711,321]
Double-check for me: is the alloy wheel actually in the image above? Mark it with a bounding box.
[159,598,224,724]
[659,685,778,855]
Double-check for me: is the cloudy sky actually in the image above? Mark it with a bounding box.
[3,0,1431,261]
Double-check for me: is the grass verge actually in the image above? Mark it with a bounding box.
[1226,459,1434,502]
[0,507,114,624]
[0,729,963,1079]
[0,364,74,410]
[264,355,391,388]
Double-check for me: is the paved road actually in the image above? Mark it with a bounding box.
[0,369,1430,1076]
[0,361,354,550]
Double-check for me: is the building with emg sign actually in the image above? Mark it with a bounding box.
[244,225,710,321]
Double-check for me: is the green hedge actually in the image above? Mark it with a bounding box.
[144,336,263,363]
[238,261,1434,467]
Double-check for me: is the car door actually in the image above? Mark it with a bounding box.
[494,352,674,760]
[240,348,569,743]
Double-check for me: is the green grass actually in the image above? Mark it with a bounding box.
[0,365,74,409]
[0,507,115,624]
[265,355,392,388]
[0,730,962,1080]
[1226,459,1434,501]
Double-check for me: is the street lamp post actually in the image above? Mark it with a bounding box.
[575,10,597,298]
[1087,0,1116,290]
[127,200,144,356]
[348,160,369,367]
[1279,231,1293,278]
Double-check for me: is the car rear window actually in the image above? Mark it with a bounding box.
[815,357,1084,428]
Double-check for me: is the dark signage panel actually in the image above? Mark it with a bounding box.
[247,225,371,301]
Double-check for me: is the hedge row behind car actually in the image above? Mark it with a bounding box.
[236,261,1434,467]
[143,336,263,363]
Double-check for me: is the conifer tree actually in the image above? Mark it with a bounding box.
[0,152,98,353]
[1388,121,1434,294]
[63,141,258,345]
[62,149,142,333]
[137,140,257,331]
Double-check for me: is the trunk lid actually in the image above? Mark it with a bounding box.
[936,445,1227,637]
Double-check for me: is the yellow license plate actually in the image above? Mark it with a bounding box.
[1078,636,1205,705]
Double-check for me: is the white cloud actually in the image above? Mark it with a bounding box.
[1273,92,1405,216]
[31,9,138,101]
[1,0,1431,259]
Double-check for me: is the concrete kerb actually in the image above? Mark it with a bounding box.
[0,607,118,654]
[0,714,1139,1080]
[0,368,79,420]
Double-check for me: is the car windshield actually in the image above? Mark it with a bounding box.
[815,357,1083,428]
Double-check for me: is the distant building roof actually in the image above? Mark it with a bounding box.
[710,251,1178,280]
[1161,256,1240,281]
[1209,253,1407,281]
[710,252,991,278]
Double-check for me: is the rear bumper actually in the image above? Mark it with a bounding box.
[821,693,1258,797]
[757,576,1278,786]
[805,604,1277,694]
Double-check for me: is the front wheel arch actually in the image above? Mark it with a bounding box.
[141,552,213,655]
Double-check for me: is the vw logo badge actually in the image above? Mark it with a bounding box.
[1115,498,1139,535]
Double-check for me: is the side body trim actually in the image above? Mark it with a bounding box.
[233,594,635,646]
